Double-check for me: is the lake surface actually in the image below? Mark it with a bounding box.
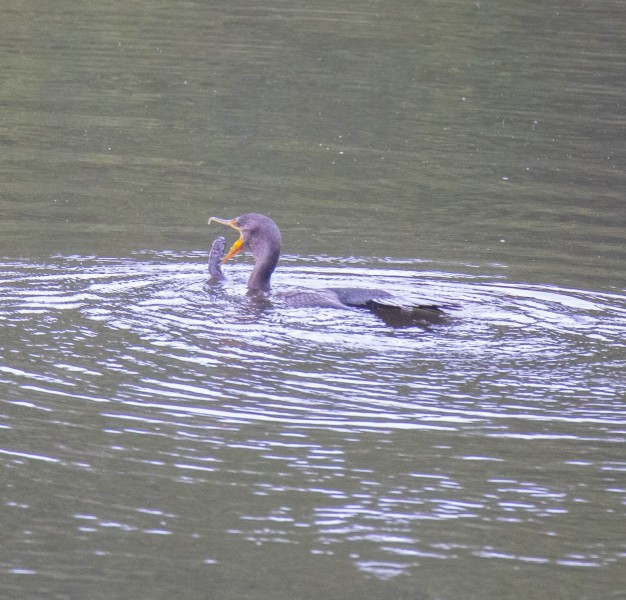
[1,1,625,599]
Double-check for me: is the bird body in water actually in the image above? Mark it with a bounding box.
[208,212,448,324]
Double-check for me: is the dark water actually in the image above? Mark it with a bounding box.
[1,1,625,599]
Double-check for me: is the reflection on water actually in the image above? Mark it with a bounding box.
[2,254,625,598]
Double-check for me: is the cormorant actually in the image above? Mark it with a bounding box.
[208,213,448,324]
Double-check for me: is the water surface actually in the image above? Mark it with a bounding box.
[1,0,625,599]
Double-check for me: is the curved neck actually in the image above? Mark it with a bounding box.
[247,249,279,294]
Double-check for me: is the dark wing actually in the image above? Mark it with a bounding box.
[327,287,449,327]
[326,287,394,307]
[279,285,452,327]
[280,288,350,309]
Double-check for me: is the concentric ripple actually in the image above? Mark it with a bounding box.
[1,252,624,438]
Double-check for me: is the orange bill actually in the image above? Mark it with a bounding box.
[222,235,244,262]
[208,216,244,263]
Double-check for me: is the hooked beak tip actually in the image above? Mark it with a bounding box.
[209,216,238,229]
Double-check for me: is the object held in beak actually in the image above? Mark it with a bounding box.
[208,217,244,262]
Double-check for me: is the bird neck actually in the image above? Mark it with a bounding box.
[247,249,279,294]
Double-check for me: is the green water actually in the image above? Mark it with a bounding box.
[1,1,625,599]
